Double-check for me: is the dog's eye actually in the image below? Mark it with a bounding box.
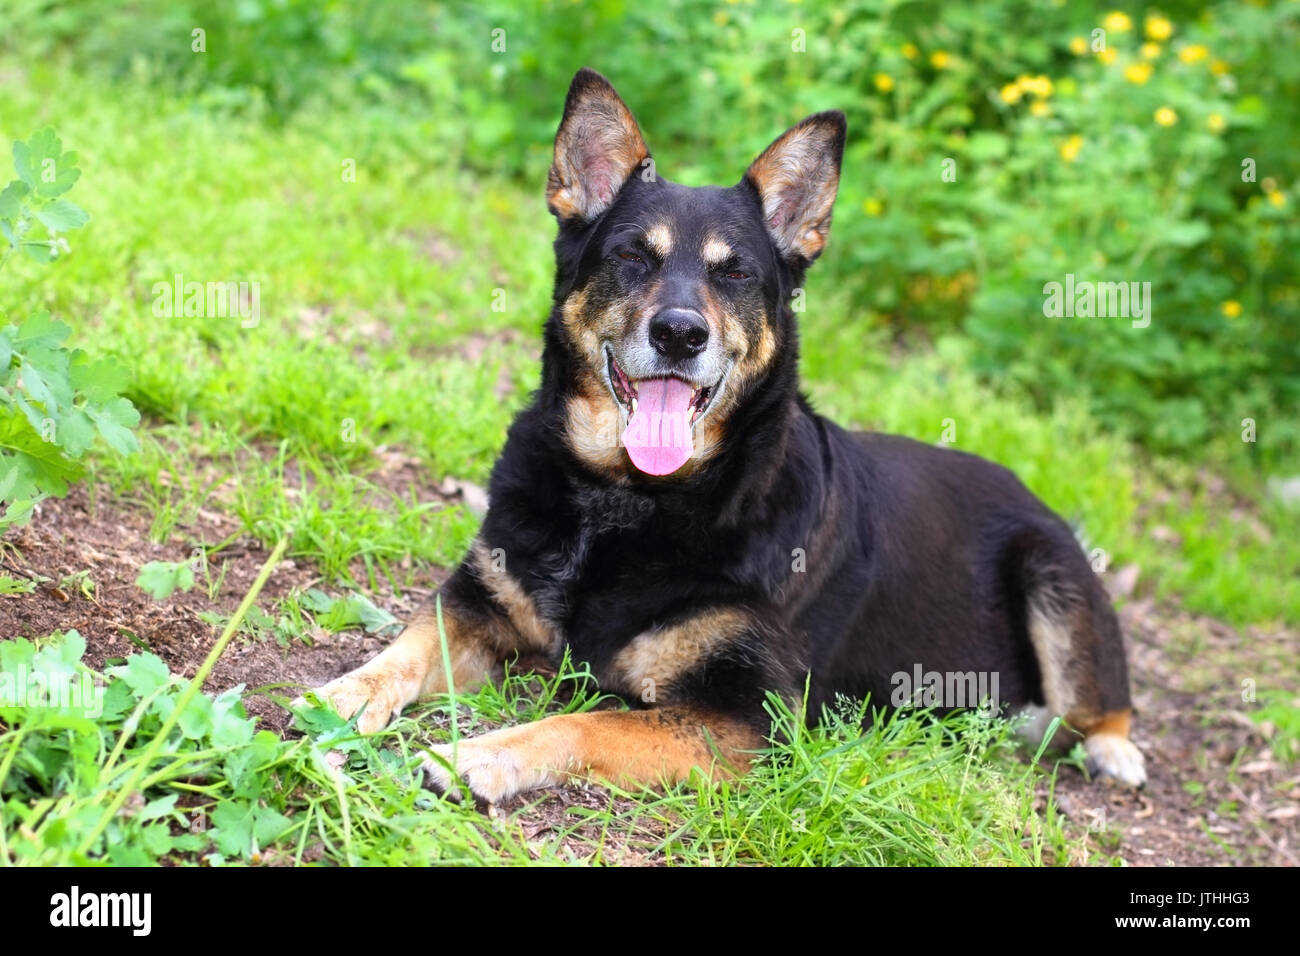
[617,250,644,264]
[723,270,749,281]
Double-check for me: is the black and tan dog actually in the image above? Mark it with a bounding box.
[309,68,1145,801]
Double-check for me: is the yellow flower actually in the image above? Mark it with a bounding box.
[1207,112,1226,133]
[901,42,918,60]
[1070,35,1089,55]
[1268,190,1287,208]
[1097,46,1117,64]
[1145,15,1173,40]
[1059,134,1083,162]
[1104,11,1133,32]
[1154,106,1178,126]
[1125,62,1153,84]
[1141,42,1162,59]
[863,197,883,216]
[1210,59,1230,76]
[1179,44,1209,63]
[1017,74,1053,98]
[1030,101,1051,117]
[1221,300,1241,318]
[930,50,951,69]
[874,72,895,93]
[1000,82,1023,104]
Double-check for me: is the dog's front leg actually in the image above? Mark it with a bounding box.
[306,607,497,734]
[303,544,540,733]
[421,707,765,804]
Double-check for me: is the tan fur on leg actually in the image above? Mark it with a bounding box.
[422,708,763,803]
[1074,708,1146,788]
[305,612,495,734]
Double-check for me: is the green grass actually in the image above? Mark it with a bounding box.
[1,624,1070,866]
[7,58,1293,624]
[1,55,1296,866]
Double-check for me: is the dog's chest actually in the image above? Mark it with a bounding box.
[514,485,692,658]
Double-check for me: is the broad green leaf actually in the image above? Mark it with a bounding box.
[34,199,89,232]
[12,313,69,351]
[69,356,131,403]
[140,823,175,858]
[0,410,83,497]
[20,240,55,264]
[13,127,81,198]
[140,794,180,821]
[18,350,75,417]
[55,407,96,457]
[177,692,214,740]
[1161,220,1211,248]
[86,396,141,455]
[109,652,171,698]
[0,180,28,220]
[135,560,195,600]
[211,800,293,858]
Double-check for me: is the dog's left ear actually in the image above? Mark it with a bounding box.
[546,68,650,226]
[744,111,846,263]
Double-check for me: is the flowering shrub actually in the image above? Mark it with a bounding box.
[9,0,1296,462]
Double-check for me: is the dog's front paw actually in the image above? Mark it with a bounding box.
[421,739,561,804]
[296,671,402,735]
[1084,733,1147,788]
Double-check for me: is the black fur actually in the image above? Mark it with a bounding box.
[438,77,1133,738]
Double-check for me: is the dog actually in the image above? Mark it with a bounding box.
[308,68,1145,802]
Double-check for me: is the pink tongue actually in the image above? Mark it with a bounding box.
[622,377,695,476]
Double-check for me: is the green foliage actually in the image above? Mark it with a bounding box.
[19,0,1293,462]
[1252,690,1300,762]
[135,559,196,601]
[0,127,139,530]
[2,39,1291,622]
[0,574,36,595]
[300,587,400,635]
[1,125,85,265]
[0,630,1077,865]
[0,632,285,863]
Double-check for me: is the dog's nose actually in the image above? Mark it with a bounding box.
[649,309,709,361]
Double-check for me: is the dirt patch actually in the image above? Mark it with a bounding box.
[0,485,405,733]
[1047,600,1299,866]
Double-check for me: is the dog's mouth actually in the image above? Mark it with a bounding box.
[603,345,728,476]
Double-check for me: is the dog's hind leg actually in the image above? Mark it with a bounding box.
[1020,545,1146,787]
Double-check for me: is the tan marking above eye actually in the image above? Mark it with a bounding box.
[701,235,734,268]
[643,222,673,257]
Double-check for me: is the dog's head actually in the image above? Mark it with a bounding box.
[547,68,845,479]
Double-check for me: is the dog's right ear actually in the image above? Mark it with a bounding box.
[546,68,650,227]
